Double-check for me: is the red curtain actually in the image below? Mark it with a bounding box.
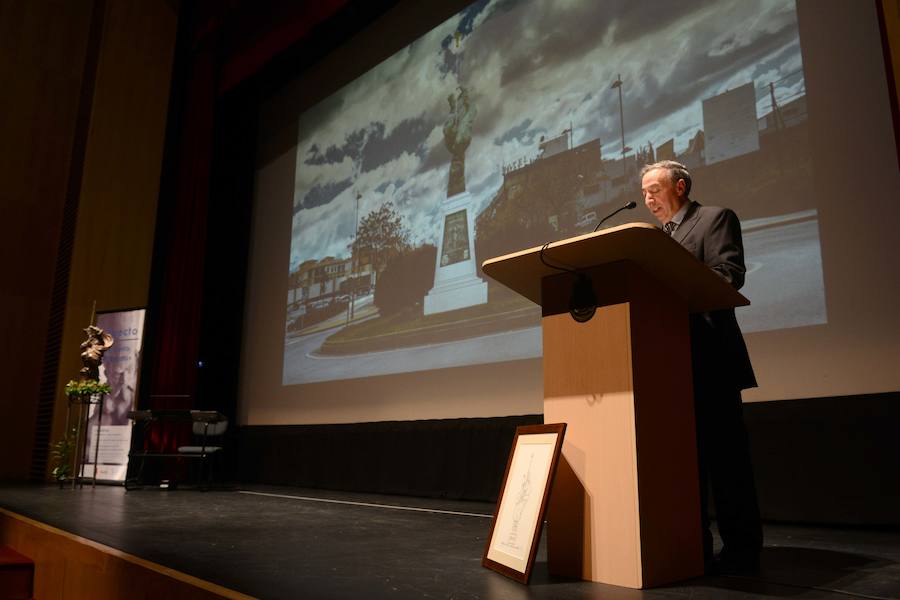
[144,1,346,452]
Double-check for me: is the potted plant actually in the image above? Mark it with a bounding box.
[50,428,77,487]
[64,378,111,399]
[52,379,111,486]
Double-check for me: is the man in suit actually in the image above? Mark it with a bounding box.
[640,160,763,573]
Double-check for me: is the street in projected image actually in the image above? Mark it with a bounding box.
[283,0,825,386]
[283,213,825,384]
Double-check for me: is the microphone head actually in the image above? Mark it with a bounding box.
[568,272,597,323]
[625,201,637,209]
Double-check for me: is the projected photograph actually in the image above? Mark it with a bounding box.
[284,0,825,385]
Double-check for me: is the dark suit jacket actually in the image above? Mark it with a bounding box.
[673,201,757,391]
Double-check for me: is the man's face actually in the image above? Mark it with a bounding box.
[641,168,687,225]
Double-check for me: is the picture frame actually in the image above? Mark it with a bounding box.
[482,423,566,584]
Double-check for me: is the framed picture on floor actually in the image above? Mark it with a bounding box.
[482,423,566,584]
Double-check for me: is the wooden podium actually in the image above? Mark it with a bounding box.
[482,223,749,589]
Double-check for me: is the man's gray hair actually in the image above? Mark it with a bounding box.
[640,160,692,197]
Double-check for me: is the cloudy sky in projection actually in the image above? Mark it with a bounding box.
[289,0,804,272]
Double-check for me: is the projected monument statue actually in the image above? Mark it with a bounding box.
[424,85,488,315]
[443,87,477,197]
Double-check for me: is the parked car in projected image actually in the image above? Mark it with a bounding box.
[575,211,597,229]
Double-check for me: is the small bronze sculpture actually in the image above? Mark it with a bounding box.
[79,325,114,381]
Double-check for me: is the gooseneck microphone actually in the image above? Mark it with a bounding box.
[539,201,637,323]
[593,201,637,232]
[538,241,598,323]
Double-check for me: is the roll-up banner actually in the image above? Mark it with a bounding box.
[81,308,146,482]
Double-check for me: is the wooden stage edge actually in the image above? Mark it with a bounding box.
[0,507,253,600]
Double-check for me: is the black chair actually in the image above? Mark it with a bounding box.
[177,410,227,489]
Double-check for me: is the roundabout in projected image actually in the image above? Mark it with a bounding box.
[282,213,826,385]
[284,320,541,385]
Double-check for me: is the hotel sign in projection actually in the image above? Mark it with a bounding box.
[283,0,825,385]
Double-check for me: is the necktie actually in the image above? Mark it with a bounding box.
[664,221,676,236]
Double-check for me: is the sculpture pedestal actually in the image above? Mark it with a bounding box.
[424,191,487,315]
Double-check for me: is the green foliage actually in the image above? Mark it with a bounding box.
[373,244,437,316]
[64,379,110,398]
[349,201,411,276]
[50,428,77,482]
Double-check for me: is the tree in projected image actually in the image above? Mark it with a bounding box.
[349,201,411,287]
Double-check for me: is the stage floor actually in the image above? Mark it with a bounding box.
[0,483,898,599]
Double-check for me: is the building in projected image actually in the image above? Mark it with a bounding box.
[475,132,608,264]
[288,257,349,307]
[474,80,809,269]
[475,126,658,263]
[286,254,375,334]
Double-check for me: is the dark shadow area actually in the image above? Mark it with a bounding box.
[677,545,897,599]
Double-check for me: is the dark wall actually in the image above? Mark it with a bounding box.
[745,392,900,527]
[235,392,900,526]
[0,1,176,480]
[237,415,543,502]
[0,2,97,480]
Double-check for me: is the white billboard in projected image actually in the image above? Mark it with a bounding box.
[284,0,825,386]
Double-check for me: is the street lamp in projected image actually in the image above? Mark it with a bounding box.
[611,74,627,176]
[348,191,361,324]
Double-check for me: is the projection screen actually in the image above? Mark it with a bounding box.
[239,0,900,425]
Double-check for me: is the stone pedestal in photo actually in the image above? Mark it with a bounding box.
[424,191,487,315]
